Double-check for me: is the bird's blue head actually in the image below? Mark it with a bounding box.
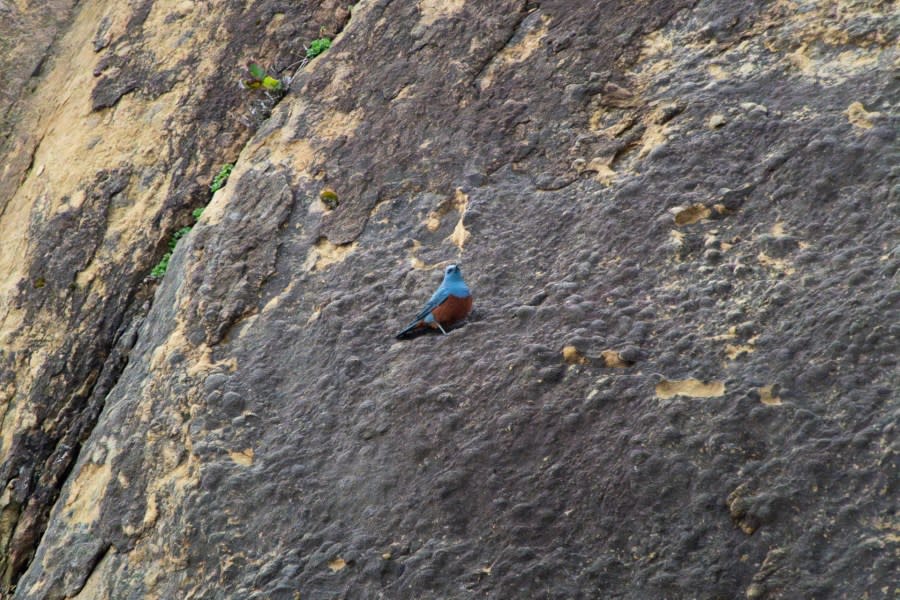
[440,263,470,295]
[443,264,463,282]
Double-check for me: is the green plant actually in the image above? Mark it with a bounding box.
[210,163,234,193]
[150,252,172,278]
[172,226,192,242]
[319,187,339,210]
[150,220,201,279]
[306,37,331,59]
[242,62,283,92]
[152,160,230,278]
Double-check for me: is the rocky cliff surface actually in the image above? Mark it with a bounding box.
[1,0,897,598]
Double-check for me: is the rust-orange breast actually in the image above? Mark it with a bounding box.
[429,294,473,328]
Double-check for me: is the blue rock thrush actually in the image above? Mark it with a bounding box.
[395,264,473,338]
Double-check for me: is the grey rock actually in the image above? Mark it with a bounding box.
[2,1,898,600]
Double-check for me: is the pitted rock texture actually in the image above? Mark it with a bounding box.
[2,0,898,599]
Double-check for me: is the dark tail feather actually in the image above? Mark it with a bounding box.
[395,321,421,339]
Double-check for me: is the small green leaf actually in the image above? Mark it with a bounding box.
[262,75,283,91]
[319,187,339,210]
[247,61,266,81]
[151,252,172,278]
[167,226,191,250]
[210,163,234,193]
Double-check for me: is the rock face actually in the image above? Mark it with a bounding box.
[0,0,897,598]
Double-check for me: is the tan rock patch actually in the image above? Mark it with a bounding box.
[845,101,881,129]
[304,238,358,272]
[229,448,255,467]
[63,455,115,526]
[562,346,588,365]
[655,379,725,399]
[418,0,465,28]
[758,385,782,406]
[672,204,711,226]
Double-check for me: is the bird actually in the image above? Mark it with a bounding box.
[395,264,473,339]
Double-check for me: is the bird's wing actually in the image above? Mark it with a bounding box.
[411,286,451,322]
